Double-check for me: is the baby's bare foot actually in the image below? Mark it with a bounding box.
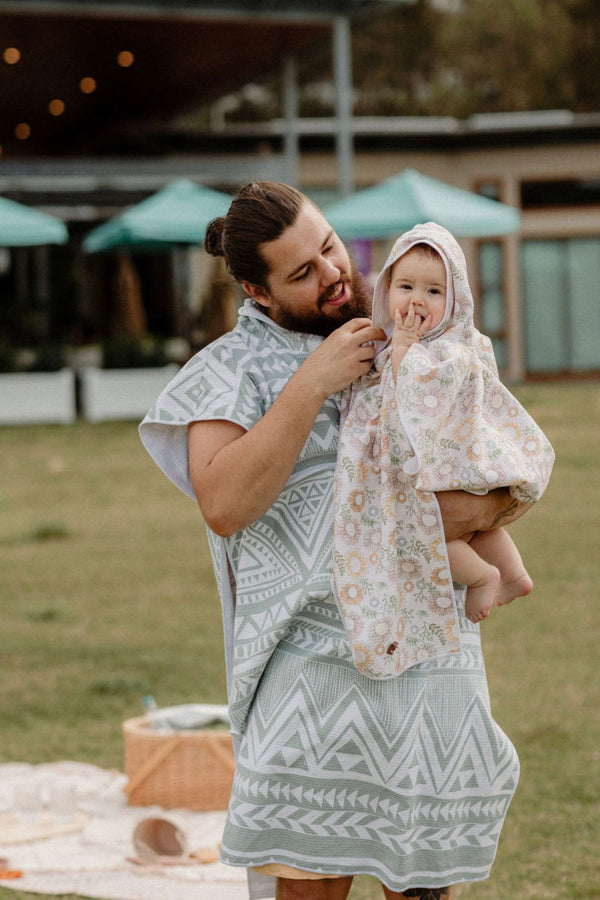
[495,571,533,606]
[465,567,500,623]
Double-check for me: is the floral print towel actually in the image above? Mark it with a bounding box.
[333,223,554,679]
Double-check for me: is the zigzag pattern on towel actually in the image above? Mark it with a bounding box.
[230,672,517,854]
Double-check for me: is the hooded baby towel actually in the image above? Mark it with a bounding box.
[333,222,554,679]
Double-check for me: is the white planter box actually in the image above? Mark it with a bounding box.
[80,364,179,423]
[0,368,77,425]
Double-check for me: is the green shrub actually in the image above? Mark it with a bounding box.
[27,344,67,372]
[102,335,168,369]
[0,340,17,373]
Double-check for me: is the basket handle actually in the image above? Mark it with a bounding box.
[124,734,182,798]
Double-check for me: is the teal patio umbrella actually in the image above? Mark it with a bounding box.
[324,169,521,240]
[83,179,232,253]
[0,195,68,246]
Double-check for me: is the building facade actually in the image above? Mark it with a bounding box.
[2,111,600,381]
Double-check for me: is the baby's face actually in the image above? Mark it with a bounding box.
[388,247,447,330]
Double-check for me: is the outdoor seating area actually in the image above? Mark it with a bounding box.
[0,169,527,428]
[0,178,241,424]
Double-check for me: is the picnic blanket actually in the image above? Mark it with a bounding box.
[0,761,250,899]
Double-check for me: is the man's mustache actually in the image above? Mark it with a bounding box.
[318,277,348,308]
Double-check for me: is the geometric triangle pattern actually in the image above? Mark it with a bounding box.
[140,306,519,892]
[220,596,519,893]
[141,309,341,735]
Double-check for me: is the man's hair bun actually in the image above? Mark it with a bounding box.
[205,217,225,257]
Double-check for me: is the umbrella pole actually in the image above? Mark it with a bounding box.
[172,248,191,340]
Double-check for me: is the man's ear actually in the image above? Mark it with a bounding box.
[242,281,271,308]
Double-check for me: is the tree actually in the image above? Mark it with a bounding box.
[203,0,600,123]
[564,0,600,111]
[435,0,574,115]
[352,0,444,115]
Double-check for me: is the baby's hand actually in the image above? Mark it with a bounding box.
[392,304,432,348]
[391,304,432,379]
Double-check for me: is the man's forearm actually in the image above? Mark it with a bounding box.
[436,488,531,542]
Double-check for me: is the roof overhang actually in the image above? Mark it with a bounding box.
[0,0,408,157]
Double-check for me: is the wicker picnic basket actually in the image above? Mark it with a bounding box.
[122,715,236,811]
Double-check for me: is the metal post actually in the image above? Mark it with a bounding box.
[282,53,299,186]
[503,176,525,382]
[333,14,354,197]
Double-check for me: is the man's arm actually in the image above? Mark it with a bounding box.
[436,488,531,542]
[189,318,386,537]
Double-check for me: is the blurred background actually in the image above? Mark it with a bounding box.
[1,0,599,418]
[1,6,599,898]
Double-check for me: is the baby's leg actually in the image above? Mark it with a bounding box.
[446,539,500,623]
[470,527,533,606]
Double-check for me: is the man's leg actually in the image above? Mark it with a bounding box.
[276,876,354,900]
[275,878,450,900]
[382,887,451,900]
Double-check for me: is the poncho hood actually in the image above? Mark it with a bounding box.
[372,222,473,353]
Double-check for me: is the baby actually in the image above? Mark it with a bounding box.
[387,237,533,622]
[333,223,554,678]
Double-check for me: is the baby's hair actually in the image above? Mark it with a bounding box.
[406,241,442,261]
[387,240,443,287]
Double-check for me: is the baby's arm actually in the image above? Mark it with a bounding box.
[391,304,432,378]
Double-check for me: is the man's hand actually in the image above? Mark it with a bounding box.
[436,488,532,542]
[302,318,387,401]
[189,318,386,537]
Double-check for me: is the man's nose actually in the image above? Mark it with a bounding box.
[319,256,340,284]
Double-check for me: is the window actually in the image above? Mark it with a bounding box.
[522,238,600,373]
[478,241,507,369]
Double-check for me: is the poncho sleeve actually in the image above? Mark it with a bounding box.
[392,333,554,502]
[139,342,263,500]
[392,334,477,483]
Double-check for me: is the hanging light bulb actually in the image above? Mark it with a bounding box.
[80,77,97,94]
[117,50,135,67]
[49,99,65,116]
[15,123,31,140]
[3,47,21,64]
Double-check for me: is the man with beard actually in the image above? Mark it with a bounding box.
[140,182,525,900]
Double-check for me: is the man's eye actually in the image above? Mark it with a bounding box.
[294,268,309,282]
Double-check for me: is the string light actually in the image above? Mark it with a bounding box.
[15,123,31,140]
[3,46,137,151]
[79,77,97,94]
[117,50,134,67]
[3,47,20,64]
[48,99,65,116]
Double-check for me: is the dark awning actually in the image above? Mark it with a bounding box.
[0,0,405,157]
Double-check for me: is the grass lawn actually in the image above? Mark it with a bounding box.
[1,382,599,900]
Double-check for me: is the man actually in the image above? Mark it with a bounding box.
[140,182,524,900]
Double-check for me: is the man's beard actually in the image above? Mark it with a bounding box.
[264,265,371,338]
